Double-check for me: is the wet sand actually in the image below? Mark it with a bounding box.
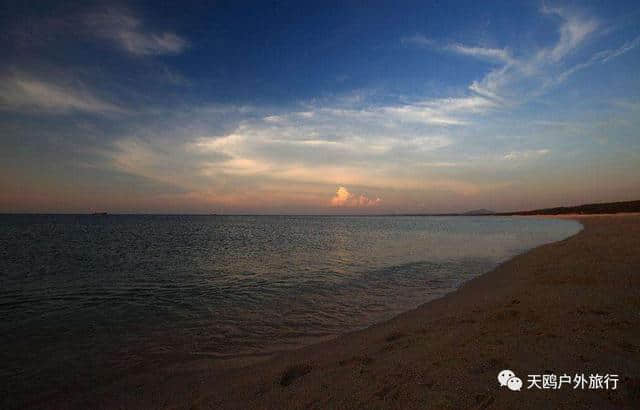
[28,215,640,409]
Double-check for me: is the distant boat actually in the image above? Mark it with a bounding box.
[91,212,109,216]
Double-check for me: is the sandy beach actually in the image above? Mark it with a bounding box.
[26,215,640,409]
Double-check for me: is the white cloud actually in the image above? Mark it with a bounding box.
[503,149,550,161]
[468,8,602,104]
[106,99,470,198]
[600,35,640,62]
[448,43,514,64]
[189,103,456,177]
[87,8,188,56]
[540,6,598,62]
[408,7,629,108]
[381,95,497,125]
[553,34,640,84]
[330,186,381,207]
[0,73,123,114]
[402,34,513,64]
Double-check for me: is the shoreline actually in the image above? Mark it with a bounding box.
[25,214,640,408]
[179,216,585,367]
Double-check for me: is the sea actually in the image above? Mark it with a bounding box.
[0,214,582,403]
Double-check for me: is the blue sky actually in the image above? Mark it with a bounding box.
[1,0,639,213]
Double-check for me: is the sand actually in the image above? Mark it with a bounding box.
[24,215,640,409]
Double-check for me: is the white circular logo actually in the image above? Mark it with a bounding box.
[498,369,522,391]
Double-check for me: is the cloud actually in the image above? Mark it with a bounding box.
[553,34,640,84]
[468,8,600,104]
[403,34,513,64]
[86,8,189,56]
[191,103,455,171]
[330,186,381,207]
[599,35,640,62]
[23,4,630,211]
[381,95,497,125]
[406,7,630,108]
[541,5,599,62]
[447,43,514,64]
[99,91,510,203]
[503,149,550,160]
[401,34,435,47]
[0,73,123,114]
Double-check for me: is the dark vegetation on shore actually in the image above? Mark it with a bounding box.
[392,199,640,217]
[497,199,640,216]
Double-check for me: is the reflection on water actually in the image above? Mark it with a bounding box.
[0,215,581,402]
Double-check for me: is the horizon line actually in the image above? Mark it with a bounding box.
[1,199,639,217]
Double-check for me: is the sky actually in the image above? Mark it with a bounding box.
[1,0,639,214]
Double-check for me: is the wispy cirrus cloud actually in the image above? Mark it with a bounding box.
[447,43,514,64]
[104,4,626,204]
[599,34,640,63]
[85,8,189,56]
[468,7,600,104]
[405,6,634,109]
[0,72,124,114]
[188,102,456,176]
[540,5,599,62]
[402,34,513,64]
[103,95,494,205]
[553,34,640,84]
[1,1,639,214]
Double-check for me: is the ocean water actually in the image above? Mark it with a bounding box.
[0,215,581,401]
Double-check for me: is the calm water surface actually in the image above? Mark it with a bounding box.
[0,215,581,402]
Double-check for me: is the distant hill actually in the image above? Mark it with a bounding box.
[462,209,494,215]
[497,200,640,216]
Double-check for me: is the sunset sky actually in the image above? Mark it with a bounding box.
[1,1,639,214]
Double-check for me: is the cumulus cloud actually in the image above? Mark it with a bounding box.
[330,186,381,207]
[86,8,189,56]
